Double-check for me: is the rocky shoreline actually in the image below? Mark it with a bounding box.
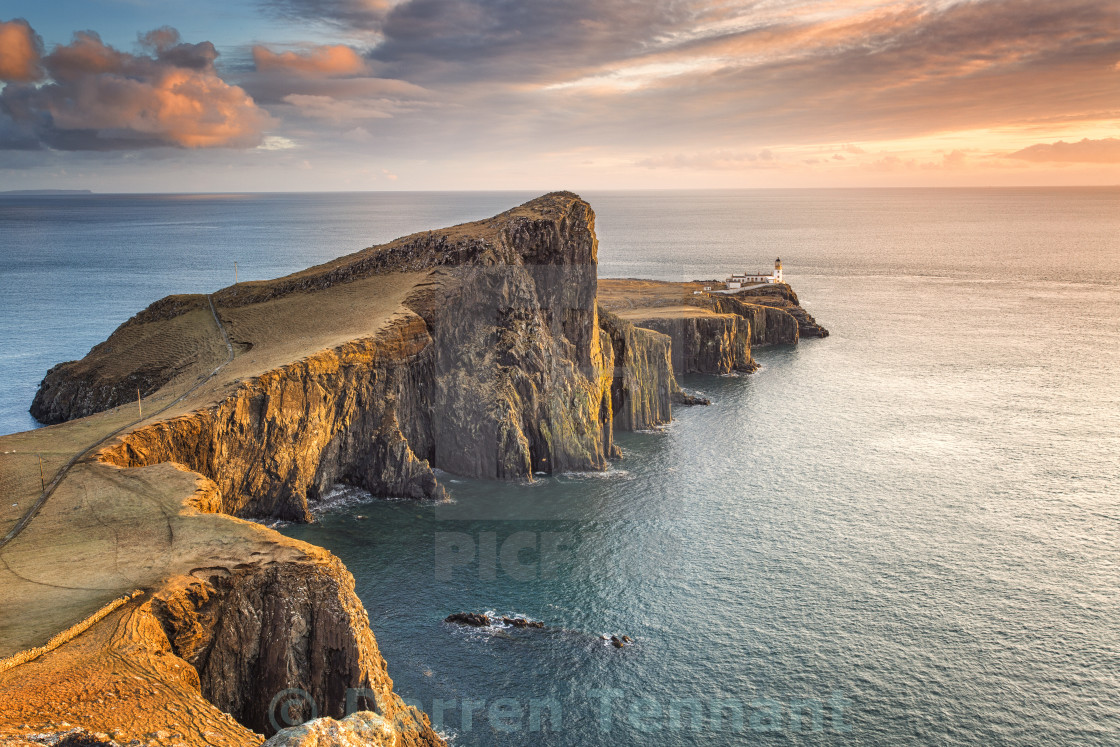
[3,193,826,746]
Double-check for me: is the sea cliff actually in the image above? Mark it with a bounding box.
[4,193,826,746]
[43,195,621,522]
[151,550,434,741]
[597,277,827,376]
[36,194,732,523]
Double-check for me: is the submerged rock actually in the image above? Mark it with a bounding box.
[672,390,710,406]
[444,612,491,627]
[444,612,547,629]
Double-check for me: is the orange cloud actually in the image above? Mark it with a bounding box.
[45,67,271,148]
[253,45,368,77]
[1007,137,1120,163]
[1,26,272,149]
[0,19,44,82]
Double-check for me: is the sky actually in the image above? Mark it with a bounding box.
[0,0,1117,191]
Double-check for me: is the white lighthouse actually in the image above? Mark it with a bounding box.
[724,258,785,288]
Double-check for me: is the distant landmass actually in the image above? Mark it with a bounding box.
[0,189,92,195]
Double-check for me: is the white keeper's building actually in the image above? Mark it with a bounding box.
[726,258,783,288]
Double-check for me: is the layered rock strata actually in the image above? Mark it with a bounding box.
[615,310,755,375]
[0,466,442,746]
[10,194,690,745]
[731,283,829,339]
[43,193,695,522]
[97,312,447,521]
[151,554,435,742]
[699,294,802,346]
[596,277,825,379]
[599,310,694,429]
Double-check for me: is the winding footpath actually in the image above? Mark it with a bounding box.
[0,296,234,551]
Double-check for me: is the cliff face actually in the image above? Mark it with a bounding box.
[0,460,442,746]
[98,313,444,521]
[595,278,821,380]
[599,311,679,430]
[701,295,801,346]
[0,553,441,745]
[411,258,609,478]
[36,199,823,525]
[619,311,756,375]
[151,553,438,742]
[31,361,157,426]
[731,283,829,339]
[91,193,621,521]
[0,589,266,747]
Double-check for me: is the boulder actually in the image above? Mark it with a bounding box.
[262,711,395,747]
[444,612,491,627]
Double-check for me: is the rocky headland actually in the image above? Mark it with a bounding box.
[597,277,828,376]
[1,193,826,746]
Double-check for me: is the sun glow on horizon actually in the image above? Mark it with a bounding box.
[0,0,1117,190]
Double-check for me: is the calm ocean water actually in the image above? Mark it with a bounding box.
[2,189,1119,745]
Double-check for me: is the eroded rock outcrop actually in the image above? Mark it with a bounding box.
[76,194,689,522]
[412,261,611,479]
[595,277,818,374]
[731,283,829,339]
[262,712,396,747]
[620,311,756,375]
[444,612,544,629]
[151,553,438,743]
[98,312,444,521]
[599,311,680,430]
[695,294,799,346]
[0,465,442,746]
[29,298,219,425]
[36,196,818,524]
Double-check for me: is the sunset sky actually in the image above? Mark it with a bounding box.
[1,0,1117,191]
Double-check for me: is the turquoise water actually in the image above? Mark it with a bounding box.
[3,189,1119,744]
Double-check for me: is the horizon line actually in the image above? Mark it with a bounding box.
[5,185,1119,196]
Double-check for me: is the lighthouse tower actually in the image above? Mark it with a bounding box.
[774,257,783,283]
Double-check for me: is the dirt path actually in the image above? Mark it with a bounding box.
[0,296,234,552]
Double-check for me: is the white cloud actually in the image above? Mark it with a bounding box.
[258,135,298,150]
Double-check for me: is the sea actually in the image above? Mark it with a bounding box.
[1,189,1118,745]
